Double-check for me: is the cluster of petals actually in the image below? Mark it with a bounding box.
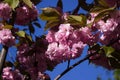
[88,10,120,69]
[0,29,15,47]
[45,24,100,62]
[2,67,23,80]
[15,5,38,25]
[0,3,11,20]
[97,10,120,47]
[17,39,57,80]
[17,44,47,79]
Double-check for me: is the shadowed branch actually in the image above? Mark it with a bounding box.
[0,46,8,76]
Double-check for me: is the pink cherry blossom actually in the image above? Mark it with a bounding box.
[46,24,87,62]
[0,3,11,20]
[17,39,58,79]
[0,29,15,47]
[97,19,118,32]
[15,5,38,25]
[46,30,56,43]
[2,67,24,80]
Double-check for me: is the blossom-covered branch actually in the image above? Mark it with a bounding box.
[0,0,119,80]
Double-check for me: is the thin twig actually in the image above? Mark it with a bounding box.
[0,46,8,75]
[72,0,81,14]
[54,53,97,80]
[67,60,70,69]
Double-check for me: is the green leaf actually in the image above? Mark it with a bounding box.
[90,3,116,13]
[90,6,106,13]
[26,35,32,41]
[40,7,60,21]
[107,50,120,69]
[3,25,13,29]
[97,0,109,8]
[45,19,60,30]
[114,69,120,75]
[94,11,109,22]
[4,0,19,10]
[114,69,120,80]
[103,46,115,57]
[68,15,86,26]
[40,14,59,21]
[108,57,120,69]
[94,5,116,22]
[23,0,33,8]
[111,52,120,61]
[16,31,26,37]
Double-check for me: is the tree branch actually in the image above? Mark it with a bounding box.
[72,0,94,15]
[54,53,97,80]
[72,0,81,14]
[0,46,8,75]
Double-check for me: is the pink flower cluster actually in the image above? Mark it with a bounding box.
[15,5,38,25]
[0,3,11,20]
[88,10,120,69]
[46,24,99,63]
[97,10,120,49]
[2,67,23,80]
[0,29,15,47]
[17,39,57,80]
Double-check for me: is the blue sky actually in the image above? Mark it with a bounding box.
[36,0,114,80]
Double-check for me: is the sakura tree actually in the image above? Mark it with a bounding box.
[0,0,120,80]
